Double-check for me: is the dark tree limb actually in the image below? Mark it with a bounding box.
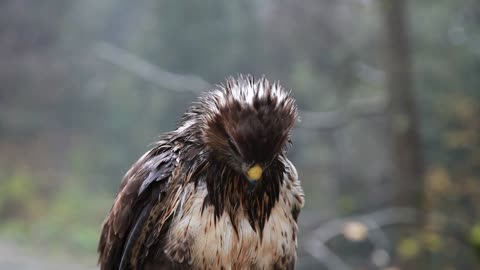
[380,0,424,212]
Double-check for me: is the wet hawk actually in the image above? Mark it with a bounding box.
[98,76,304,270]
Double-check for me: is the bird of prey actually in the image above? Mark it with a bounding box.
[98,76,305,270]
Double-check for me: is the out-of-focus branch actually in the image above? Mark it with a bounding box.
[304,207,417,269]
[308,207,416,243]
[93,41,212,94]
[302,207,477,270]
[298,96,387,131]
[93,41,387,131]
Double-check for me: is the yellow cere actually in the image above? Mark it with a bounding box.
[247,164,263,181]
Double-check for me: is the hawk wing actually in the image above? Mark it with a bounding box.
[98,143,184,270]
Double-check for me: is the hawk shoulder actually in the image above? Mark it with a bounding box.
[98,140,183,270]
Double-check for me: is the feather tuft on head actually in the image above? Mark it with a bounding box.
[189,75,298,181]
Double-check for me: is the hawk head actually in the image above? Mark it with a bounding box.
[200,76,298,184]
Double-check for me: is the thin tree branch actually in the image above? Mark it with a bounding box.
[93,42,211,94]
[92,41,387,132]
[299,96,387,130]
[303,207,417,269]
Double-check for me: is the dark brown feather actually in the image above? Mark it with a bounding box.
[98,139,179,270]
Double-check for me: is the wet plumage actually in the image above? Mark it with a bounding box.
[98,76,304,270]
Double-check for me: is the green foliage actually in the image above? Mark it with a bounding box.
[0,168,38,220]
[0,164,111,255]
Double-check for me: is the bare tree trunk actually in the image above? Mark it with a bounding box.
[380,0,426,268]
[381,0,424,210]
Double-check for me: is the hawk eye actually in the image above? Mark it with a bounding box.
[228,139,240,155]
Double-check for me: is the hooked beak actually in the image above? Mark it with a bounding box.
[245,164,263,183]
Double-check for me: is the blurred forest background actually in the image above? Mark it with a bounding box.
[0,0,479,269]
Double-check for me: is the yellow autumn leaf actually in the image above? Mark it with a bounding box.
[444,130,476,149]
[422,231,443,251]
[397,237,420,259]
[470,224,480,245]
[426,166,451,193]
[449,95,476,122]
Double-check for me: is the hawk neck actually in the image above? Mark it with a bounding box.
[199,158,285,234]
